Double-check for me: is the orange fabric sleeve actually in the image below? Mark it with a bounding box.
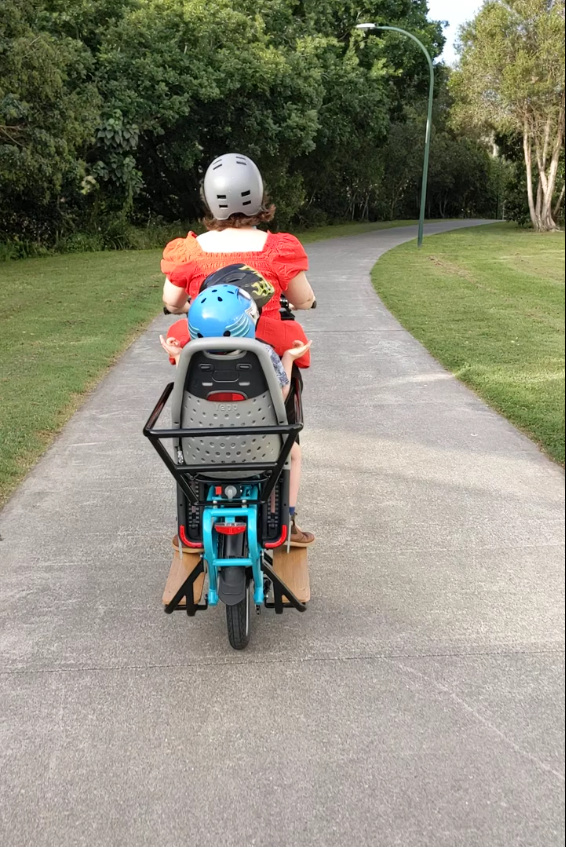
[161,233,199,276]
[167,262,197,291]
[272,233,309,290]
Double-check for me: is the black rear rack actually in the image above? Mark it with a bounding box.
[143,379,303,507]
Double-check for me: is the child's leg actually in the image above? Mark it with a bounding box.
[290,442,302,510]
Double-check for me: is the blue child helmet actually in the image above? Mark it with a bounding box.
[188,284,259,340]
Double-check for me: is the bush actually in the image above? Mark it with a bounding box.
[0,217,201,262]
[0,239,51,262]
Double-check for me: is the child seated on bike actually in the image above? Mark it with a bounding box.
[160,283,315,548]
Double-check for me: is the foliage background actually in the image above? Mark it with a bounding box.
[0,0,524,255]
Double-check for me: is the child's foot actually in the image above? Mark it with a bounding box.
[290,518,315,548]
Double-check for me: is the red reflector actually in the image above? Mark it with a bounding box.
[208,392,246,402]
[216,524,247,536]
[180,526,204,549]
[215,487,223,496]
[265,524,288,549]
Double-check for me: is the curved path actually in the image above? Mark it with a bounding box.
[1,221,564,847]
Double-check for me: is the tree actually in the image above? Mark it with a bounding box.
[0,0,100,241]
[1,0,503,248]
[88,0,326,222]
[296,4,445,224]
[451,0,565,232]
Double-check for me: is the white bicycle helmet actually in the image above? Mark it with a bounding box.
[203,154,264,221]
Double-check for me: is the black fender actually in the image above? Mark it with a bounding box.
[218,533,247,606]
[218,567,247,606]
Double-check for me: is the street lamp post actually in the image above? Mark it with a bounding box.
[356,23,435,248]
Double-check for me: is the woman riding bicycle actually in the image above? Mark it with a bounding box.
[161,153,316,546]
[161,153,316,368]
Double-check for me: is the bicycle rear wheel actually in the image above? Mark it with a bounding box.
[226,579,252,651]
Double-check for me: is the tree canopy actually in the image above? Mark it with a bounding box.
[0,0,517,251]
[451,0,565,232]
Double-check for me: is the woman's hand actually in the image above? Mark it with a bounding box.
[160,335,183,366]
[283,340,312,361]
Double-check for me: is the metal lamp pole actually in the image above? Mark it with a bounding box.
[356,23,435,248]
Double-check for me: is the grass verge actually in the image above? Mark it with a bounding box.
[0,250,163,508]
[372,223,565,463]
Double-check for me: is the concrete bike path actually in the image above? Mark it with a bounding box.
[1,221,564,847]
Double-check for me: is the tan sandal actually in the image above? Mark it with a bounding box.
[290,517,316,548]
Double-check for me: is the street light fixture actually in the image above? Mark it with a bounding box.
[356,23,435,248]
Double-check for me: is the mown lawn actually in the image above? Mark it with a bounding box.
[0,250,164,507]
[0,220,426,508]
[373,223,565,463]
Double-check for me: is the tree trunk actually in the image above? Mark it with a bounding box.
[523,122,541,230]
[540,110,564,231]
[553,185,565,221]
[527,98,565,232]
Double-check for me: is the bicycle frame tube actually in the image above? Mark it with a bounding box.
[204,489,264,607]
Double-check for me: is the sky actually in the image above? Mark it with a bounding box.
[427,0,484,64]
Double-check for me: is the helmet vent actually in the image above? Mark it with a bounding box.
[242,201,252,207]
[241,191,251,197]
[217,194,227,199]
[213,162,223,170]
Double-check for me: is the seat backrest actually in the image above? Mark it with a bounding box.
[170,338,288,473]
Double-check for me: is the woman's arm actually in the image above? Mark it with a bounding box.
[286,272,316,310]
[163,279,190,314]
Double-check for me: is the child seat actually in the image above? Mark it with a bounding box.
[171,338,288,475]
[144,338,301,551]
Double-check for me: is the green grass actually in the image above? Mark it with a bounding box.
[0,250,164,507]
[0,220,427,507]
[373,223,565,463]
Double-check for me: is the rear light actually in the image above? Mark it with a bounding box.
[207,392,246,402]
[216,524,247,536]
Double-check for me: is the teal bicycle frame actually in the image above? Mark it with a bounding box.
[203,485,265,607]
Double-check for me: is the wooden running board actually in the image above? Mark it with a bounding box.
[163,540,311,607]
[272,546,311,604]
[163,541,205,608]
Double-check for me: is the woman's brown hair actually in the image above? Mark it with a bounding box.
[203,199,276,231]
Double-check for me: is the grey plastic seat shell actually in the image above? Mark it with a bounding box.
[170,338,289,477]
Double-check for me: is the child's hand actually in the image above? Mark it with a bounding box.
[284,340,312,361]
[160,335,182,364]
